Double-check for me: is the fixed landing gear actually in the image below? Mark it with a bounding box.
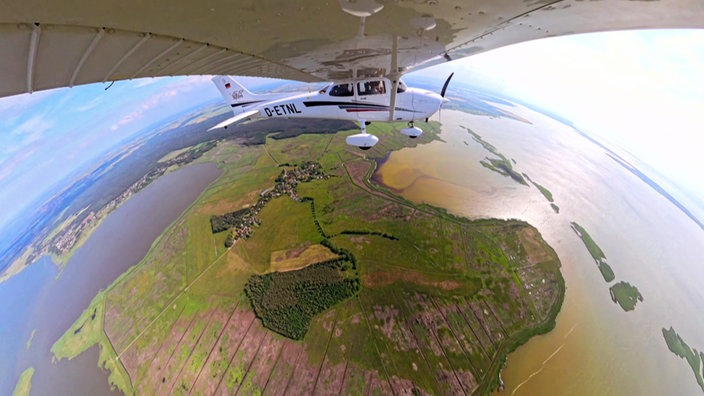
[346,119,379,150]
[401,121,423,139]
[345,120,423,148]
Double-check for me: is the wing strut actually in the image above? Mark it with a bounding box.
[388,35,399,122]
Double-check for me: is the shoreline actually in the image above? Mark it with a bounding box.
[0,147,219,286]
[369,158,566,394]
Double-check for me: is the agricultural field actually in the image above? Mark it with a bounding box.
[53,121,563,395]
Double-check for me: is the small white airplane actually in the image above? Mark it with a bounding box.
[209,74,453,150]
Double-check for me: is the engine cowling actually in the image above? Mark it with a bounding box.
[346,133,379,150]
[400,126,423,139]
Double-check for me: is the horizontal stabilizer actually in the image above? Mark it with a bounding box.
[207,110,259,131]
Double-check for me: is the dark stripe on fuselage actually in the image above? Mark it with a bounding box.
[302,100,420,113]
[231,100,264,108]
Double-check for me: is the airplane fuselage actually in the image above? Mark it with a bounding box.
[253,82,442,123]
[212,76,449,149]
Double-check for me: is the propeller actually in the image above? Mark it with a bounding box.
[428,72,454,123]
[441,72,454,98]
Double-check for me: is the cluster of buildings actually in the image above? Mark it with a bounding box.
[271,161,327,202]
[225,161,328,246]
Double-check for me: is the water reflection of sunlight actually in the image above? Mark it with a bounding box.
[378,103,704,394]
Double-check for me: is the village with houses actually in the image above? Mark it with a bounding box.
[210,161,328,246]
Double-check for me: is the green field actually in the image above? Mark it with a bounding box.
[53,121,564,395]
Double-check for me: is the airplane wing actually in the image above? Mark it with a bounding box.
[207,110,260,131]
[1,0,704,98]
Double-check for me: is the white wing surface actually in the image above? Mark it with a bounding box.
[207,110,260,131]
[1,0,704,97]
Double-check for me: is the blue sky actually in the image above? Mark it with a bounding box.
[0,29,702,231]
[0,75,220,229]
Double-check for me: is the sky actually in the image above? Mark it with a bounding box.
[0,74,219,229]
[0,29,703,231]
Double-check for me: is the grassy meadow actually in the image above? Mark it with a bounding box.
[52,121,564,395]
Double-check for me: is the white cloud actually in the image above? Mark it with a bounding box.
[108,76,213,132]
[109,89,177,130]
[0,115,54,158]
[74,96,104,112]
[11,115,53,137]
[133,77,161,88]
[0,146,38,183]
[0,88,61,115]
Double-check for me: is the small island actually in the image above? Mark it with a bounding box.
[523,173,560,214]
[609,281,643,311]
[11,367,34,396]
[570,222,644,313]
[662,326,704,393]
[464,126,562,214]
[463,127,528,186]
[570,222,615,282]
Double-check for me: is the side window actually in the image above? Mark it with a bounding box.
[329,83,354,97]
[358,80,386,96]
[396,80,407,93]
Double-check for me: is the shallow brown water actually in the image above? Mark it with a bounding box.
[376,107,704,395]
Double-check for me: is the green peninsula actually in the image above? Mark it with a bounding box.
[52,121,564,395]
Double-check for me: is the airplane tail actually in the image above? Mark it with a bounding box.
[211,76,261,110]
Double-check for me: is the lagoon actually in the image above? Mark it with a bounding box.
[2,162,221,395]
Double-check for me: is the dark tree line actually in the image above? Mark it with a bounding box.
[302,197,328,239]
[339,230,399,241]
[210,208,250,233]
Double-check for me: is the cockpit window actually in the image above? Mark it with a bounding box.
[397,80,407,93]
[357,80,386,96]
[329,83,354,97]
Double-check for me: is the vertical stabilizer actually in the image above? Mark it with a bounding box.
[211,76,261,110]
